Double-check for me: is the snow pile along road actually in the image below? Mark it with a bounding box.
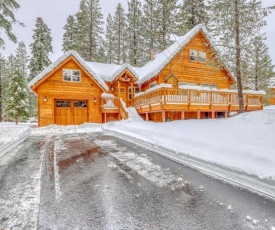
[102,106,275,199]
[0,123,32,158]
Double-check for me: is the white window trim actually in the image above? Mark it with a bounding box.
[199,51,206,63]
[63,69,81,82]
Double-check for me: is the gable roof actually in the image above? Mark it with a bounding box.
[134,24,235,85]
[86,62,139,82]
[28,50,109,92]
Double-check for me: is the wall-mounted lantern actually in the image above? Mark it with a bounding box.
[43,96,47,102]
[93,97,97,104]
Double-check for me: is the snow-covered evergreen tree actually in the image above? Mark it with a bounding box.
[96,45,107,63]
[208,0,272,113]
[126,0,144,66]
[105,14,115,64]
[15,42,29,78]
[245,36,274,91]
[28,17,53,81]
[62,15,78,52]
[178,0,208,34]
[0,0,22,47]
[113,3,127,64]
[5,70,29,124]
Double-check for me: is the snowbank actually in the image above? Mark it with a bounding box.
[0,123,32,158]
[102,107,275,199]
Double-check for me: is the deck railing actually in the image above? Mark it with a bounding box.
[101,96,128,119]
[133,87,264,111]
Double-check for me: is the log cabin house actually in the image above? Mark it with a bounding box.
[28,24,265,127]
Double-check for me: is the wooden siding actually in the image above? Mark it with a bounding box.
[141,31,233,91]
[36,58,103,126]
[270,88,275,105]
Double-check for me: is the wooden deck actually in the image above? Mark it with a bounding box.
[132,87,264,121]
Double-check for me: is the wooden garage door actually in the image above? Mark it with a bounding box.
[55,100,88,125]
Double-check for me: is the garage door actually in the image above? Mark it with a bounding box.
[55,100,88,125]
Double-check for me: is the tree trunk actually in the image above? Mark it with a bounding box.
[118,12,121,65]
[235,0,244,113]
[16,115,18,125]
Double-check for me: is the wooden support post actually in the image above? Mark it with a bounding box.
[146,113,149,121]
[104,113,107,123]
[131,81,134,106]
[162,111,165,122]
[181,111,185,120]
[197,111,201,119]
[212,111,216,119]
[225,111,229,118]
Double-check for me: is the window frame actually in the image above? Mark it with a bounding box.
[149,81,157,88]
[128,86,140,100]
[189,50,197,62]
[209,84,217,89]
[201,83,209,88]
[63,69,81,83]
[199,51,206,63]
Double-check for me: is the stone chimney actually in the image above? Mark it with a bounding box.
[150,49,155,61]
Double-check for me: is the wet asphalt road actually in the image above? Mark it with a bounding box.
[37,132,275,230]
[1,132,275,229]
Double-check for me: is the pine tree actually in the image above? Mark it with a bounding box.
[105,14,115,64]
[86,0,104,62]
[28,17,53,81]
[74,2,90,60]
[208,0,273,113]
[155,0,180,50]
[246,36,274,91]
[5,70,29,124]
[0,0,22,47]
[96,45,107,63]
[141,0,159,60]
[126,0,144,66]
[15,42,29,77]
[62,15,78,52]
[178,0,208,34]
[113,3,127,65]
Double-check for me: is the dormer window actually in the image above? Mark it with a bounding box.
[63,69,81,82]
[199,52,206,63]
[190,50,197,61]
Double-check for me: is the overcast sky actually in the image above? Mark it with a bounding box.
[1,0,275,65]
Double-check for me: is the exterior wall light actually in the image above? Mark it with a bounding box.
[43,96,47,102]
[93,97,97,104]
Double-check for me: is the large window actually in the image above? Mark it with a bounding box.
[189,50,197,61]
[63,69,81,82]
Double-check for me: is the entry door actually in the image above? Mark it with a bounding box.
[119,87,127,103]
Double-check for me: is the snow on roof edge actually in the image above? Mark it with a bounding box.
[27,50,109,92]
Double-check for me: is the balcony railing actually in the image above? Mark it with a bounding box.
[133,86,264,112]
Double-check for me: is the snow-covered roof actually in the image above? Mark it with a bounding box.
[86,62,139,82]
[28,50,109,92]
[28,25,235,92]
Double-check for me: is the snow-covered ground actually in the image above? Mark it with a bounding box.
[1,106,275,199]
